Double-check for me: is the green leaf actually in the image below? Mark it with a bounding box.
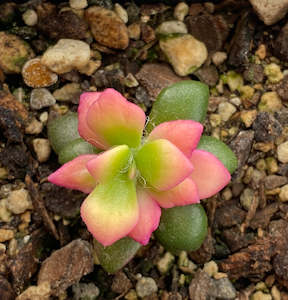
[47,112,80,154]
[58,138,101,165]
[93,237,141,273]
[197,136,238,174]
[146,80,209,133]
[154,204,207,254]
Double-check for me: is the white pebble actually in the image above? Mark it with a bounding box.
[218,102,237,122]
[69,0,88,10]
[174,2,189,21]
[7,189,33,214]
[22,9,38,26]
[277,141,288,163]
[32,138,51,162]
[114,3,128,24]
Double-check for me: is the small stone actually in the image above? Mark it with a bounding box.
[240,85,255,101]
[265,175,287,189]
[243,64,264,84]
[203,261,218,277]
[25,118,43,135]
[141,23,155,43]
[277,141,288,163]
[85,6,129,49]
[78,60,101,76]
[213,272,227,280]
[279,184,288,202]
[22,58,58,88]
[240,110,257,128]
[39,112,48,123]
[271,285,281,300]
[136,277,158,298]
[30,88,56,110]
[225,71,244,92]
[72,283,99,300]
[0,32,34,74]
[0,168,8,180]
[16,282,51,300]
[53,83,81,102]
[274,22,288,61]
[32,138,51,163]
[125,289,137,300]
[7,189,32,214]
[210,114,221,127]
[128,23,141,40]
[156,21,187,35]
[114,3,128,24]
[41,39,91,74]
[124,73,139,88]
[111,272,132,294]
[178,251,197,274]
[159,34,207,76]
[212,51,227,66]
[195,65,219,87]
[22,9,38,26]
[266,157,278,174]
[214,278,237,299]
[69,0,88,10]
[0,199,11,222]
[38,239,94,296]
[264,63,283,83]
[251,291,272,300]
[249,0,288,25]
[157,252,175,274]
[256,44,266,60]
[174,2,189,21]
[0,229,14,242]
[240,188,254,210]
[218,102,236,122]
[258,92,282,113]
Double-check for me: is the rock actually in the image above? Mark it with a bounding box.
[274,22,288,62]
[225,71,244,92]
[178,251,197,273]
[114,3,128,24]
[0,276,15,300]
[78,59,101,76]
[185,14,228,53]
[277,141,288,163]
[203,261,218,277]
[16,282,51,300]
[0,199,12,222]
[72,283,100,300]
[258,92,282,113]
[156,21,187,35]
[213,278,237,299]
[30,88,56,110]
[128,23,141,40]
[174,2,189,21]
[159,34,207,76]
[277,76,288,101]
[69,0,88,10]
[22,9,38,27]
[157,252,175,274]
[264,63,283,83]
[124,73,139,88]
[0,32,34,74]
[32,138,51,163]
[249,0,288,25]
[22,58,58,88]
[243,64,264,83]
[111,271,132,294]
[53,83,81,102]
[41,39,90,74]
[37,6,88,40]
[25,118,43,135]
[195,65,219,87]
[252,112,282,142]
[7,188,33,214]
[240,188,254,210]
[0,229,14,242]
[85,6,129,49]
[38,239,94,296]
[135,277,158,298]
[251,291,272,300]
[212,51,227,66]
[264,175,288,189]
[140,23,155,43]
[218,102,236,122]
[240,109,257,128]
[136,63,185,99]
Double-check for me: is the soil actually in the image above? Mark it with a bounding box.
[1,0,288,299]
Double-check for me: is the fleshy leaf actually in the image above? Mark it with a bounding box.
[85,89,146,149]
[148,178,199,208]
[58,138,101,165]
[93,237,141,274]
[155,204,208,254]
[147,120,203,157]
[78,92,105,149]
[47,112,80,154]
[87,145,132,183]
[81,176,138,246]
[190,149,231,199]
[135,139,193,191]
[146,80,209,133]
[129,189,161,245]
[48,155,97,193]
[197,136,238,174]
